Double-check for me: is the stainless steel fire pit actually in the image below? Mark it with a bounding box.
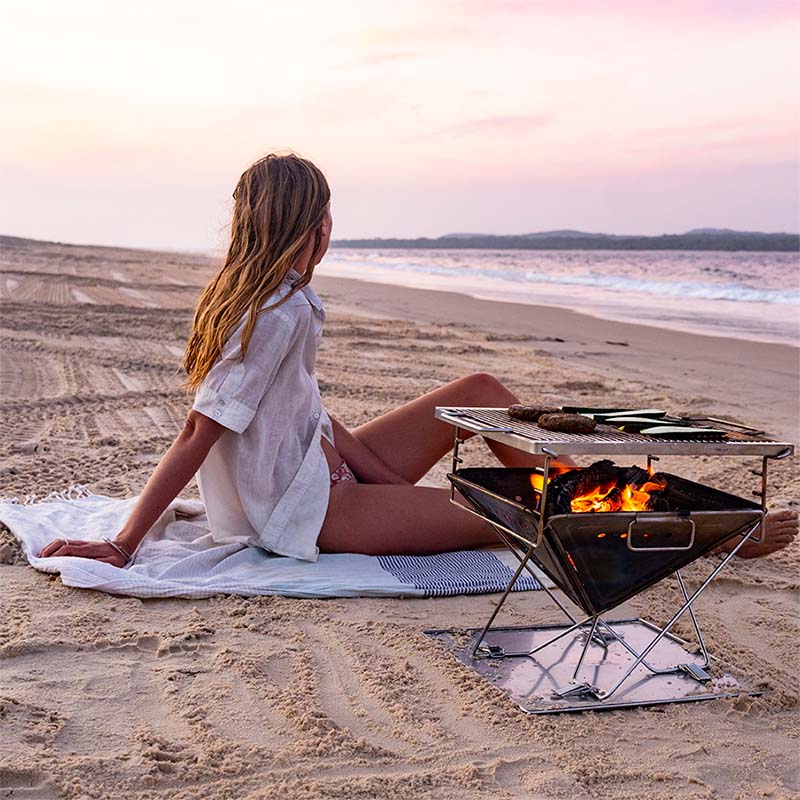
[448,466,763,616]
[425,406,794,713]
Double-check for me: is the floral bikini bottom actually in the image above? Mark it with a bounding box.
[330,459,357,488]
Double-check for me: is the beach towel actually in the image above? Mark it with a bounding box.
[0,487,549,599]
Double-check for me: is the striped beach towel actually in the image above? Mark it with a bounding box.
[0,488,547,600]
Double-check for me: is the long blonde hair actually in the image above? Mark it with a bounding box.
[183,153,330,391]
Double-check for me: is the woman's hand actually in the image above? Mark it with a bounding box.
[33,411,224,570]
[36,538,128,567]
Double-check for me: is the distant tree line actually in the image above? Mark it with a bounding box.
[331,232,799,252]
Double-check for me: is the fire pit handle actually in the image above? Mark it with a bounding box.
[626,517,696,552]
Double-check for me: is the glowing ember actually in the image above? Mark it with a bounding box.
[529,473,546,492]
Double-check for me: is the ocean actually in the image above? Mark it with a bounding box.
[318,248,799,346]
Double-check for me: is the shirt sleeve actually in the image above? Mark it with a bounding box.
[192,304,303,434]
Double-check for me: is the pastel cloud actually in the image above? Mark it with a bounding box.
[467,0,798,24]
[442,114,553,137]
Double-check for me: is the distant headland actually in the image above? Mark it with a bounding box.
[332,228,799,252]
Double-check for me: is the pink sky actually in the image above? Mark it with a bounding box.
[1,0,798,249]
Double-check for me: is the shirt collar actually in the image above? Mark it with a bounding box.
[286,268,324,312]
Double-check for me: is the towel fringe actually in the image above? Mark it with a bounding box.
[0,484,96,506]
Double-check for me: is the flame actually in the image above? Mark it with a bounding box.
[528,465,569,493]
[570,478,665,513]
[528,464,663,513]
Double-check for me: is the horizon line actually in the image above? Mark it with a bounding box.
[3,226,799,255]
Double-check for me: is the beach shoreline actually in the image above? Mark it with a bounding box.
[313,273,800,442]
[318,247,799,347]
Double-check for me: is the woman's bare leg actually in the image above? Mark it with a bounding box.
[318,373,573,556]
[351,372,571,484]
[318,483,498,555]
[323,372,798,559]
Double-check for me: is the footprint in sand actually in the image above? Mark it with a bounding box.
[0,768,61,799]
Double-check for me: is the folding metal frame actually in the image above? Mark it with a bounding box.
[433,406,793,709]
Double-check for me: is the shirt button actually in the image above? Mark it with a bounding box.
[218,399,226,406]
[214,410,222,417]
[313,412,320,420]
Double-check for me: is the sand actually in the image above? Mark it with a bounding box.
[1,236,798,800]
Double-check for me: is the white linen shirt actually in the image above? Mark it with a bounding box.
[191,269,334,562]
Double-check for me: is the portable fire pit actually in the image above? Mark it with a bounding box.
[425,407,794,713]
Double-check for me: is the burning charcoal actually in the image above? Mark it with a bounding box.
[646,472,670,492]
[547,460,620,515]
[621,465,652,488]
[537,413,596,434]
[546,472,582,515]
[574,459,620,490]
[597,486,624,512]
[507,404,561,422]
[546,461,675,515]
[646,493,671,512]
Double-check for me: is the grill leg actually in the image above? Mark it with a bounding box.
[677,570,710,669]
[597,518,761,700]
[572,616,601,681]
[493,613,594,660]
[587,570,710,677]
[491,527,578,625]
[594,618,678,677]
[470,537,537,658]
[471,519,584,659]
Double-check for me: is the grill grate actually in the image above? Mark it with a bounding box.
[436,407,793,457]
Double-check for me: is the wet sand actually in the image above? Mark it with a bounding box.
[1,236,798,799]
[312,273,800,443]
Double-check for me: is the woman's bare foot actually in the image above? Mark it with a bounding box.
[714,509,799,559]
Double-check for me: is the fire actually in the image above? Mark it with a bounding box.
[528,465,571,493]
[530,463,666,514]
[570,475,665,513]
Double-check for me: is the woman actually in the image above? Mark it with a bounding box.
[36,153,562,566]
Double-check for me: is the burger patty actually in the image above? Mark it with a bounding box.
[507,404,561,422]
[537,413,596,434]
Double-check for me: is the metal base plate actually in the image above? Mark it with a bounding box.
[425,619,763,714]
